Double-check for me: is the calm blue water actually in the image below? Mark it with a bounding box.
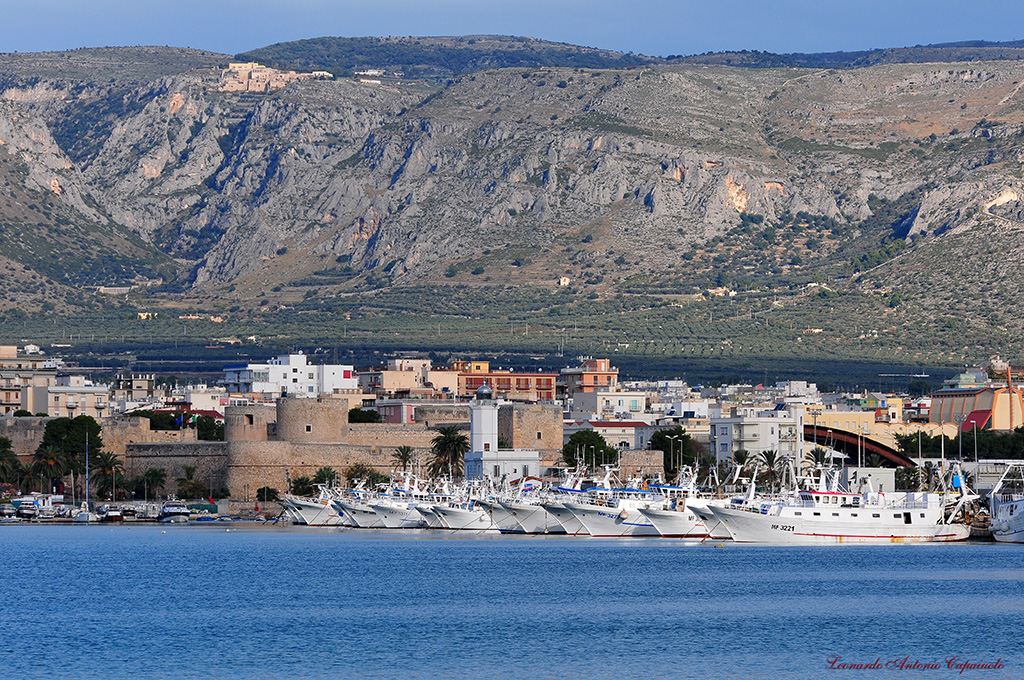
[0,525,1020,680]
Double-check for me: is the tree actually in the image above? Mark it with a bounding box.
[196,415,224,441]
[429,425,469,478]
[36,415,102,472]
[803,446,831,472]
[649,426,697,475]
[131,410,180,431]
[12,409,32,417]
[349,407,382,423]
[176,465,207,500]
[90,451,125,501]
[255,486,279,502]
[344,463,389,487]
[754,449,784,491]
[31,445,70,494]
[732,449,752,470]
[312,466,338,486]
[0,437,23,487]
[562,430,618,468]
[392,445,414,472]
[143,467,167,499]
[290,476,315,497]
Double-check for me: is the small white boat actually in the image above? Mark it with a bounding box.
[157,500,191,524]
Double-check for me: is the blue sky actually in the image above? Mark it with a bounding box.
[2,0,1021,57]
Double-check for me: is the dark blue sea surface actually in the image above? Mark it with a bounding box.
[1,525,1020,680]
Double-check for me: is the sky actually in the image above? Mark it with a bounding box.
[1,0,1021,57]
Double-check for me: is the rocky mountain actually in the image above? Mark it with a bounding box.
[1,40,1023,370]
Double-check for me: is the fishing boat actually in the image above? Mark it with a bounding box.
[707,466,973,544]
[989,462,1024,543]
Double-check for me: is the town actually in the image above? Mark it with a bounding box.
[2,343,1022,541]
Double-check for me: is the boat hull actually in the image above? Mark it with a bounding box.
[991,498,1024,543]
[708,505,970,544]
[500,500,565,535]
[369,503,426,529]
[539,502,588,535]
[430,504,497,531]
[563,502,660,538]
[637,506,709,539]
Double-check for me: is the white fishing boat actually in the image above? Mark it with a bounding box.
[989,462,1024,543]
[415,504,447,529]
[280,488,346,526]
[476,498,522,533]
[336,497,385,528]
[707,467,973,544]
[431,500,497,531]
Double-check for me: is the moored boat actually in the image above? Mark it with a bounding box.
[989,462,1024,543]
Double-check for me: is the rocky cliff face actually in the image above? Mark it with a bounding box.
[1,49,1023,317]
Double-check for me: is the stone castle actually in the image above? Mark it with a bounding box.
[126,397,563,495]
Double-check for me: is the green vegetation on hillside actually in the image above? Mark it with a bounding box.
[236,36,653,78]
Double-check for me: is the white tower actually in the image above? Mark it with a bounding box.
[469,384,499,455]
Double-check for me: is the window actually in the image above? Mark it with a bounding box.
[305,425,312,432]
[307,386,314,393]
[794,512,802,516]
[292,378,298,383]
[308,373,313,379]
[493,465,500,476]
[872,513,880,518]
[813,512,821,516]
[483,443,490,451]
[536,431,542,439]
[832,512,839,517]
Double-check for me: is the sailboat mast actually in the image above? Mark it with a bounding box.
[85,434,90,510]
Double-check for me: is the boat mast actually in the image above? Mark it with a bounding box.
[85,434,90,510]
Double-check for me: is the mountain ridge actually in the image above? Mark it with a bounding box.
[0,41,1023,372]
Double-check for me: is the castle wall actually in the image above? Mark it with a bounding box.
[0,416,46,458]
[498,403,562,464]
[125,442,228,496]
[413,404,469,427]
[224,405,275,442]
[276,397,348,443]
[102,416,197,456]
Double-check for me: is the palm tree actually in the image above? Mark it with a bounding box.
[755,449,783,492]
[430,426,469,479]
[392,446,415,472]
[0,436,23,487]
[803,446,831,472]
[90,451,124,501]
[732,449,751,470]
[312,466,338,486]
[31,445,70,495]
[143,467,167,500]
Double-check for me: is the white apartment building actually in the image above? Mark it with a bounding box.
[222,352,358,399]
[569,390,651,422]
[710,405,804,464]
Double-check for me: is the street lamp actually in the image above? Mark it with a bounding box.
[953,413,967,462]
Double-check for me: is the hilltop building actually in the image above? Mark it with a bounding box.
[222,352,358,400]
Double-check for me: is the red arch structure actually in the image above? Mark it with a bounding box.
[803,425,915,468]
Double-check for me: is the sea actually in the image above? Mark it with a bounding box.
[1,525,1020,680]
